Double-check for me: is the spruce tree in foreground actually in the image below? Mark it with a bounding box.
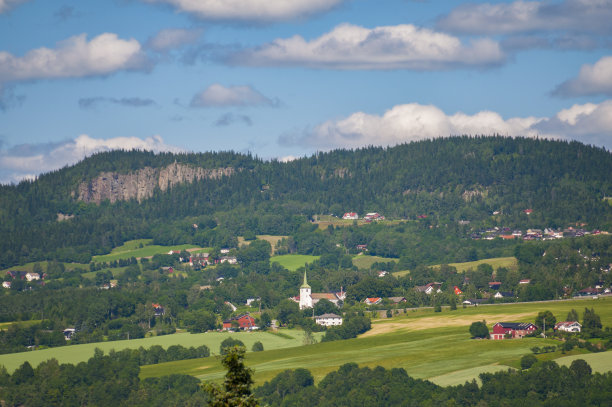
[205,346,259,407]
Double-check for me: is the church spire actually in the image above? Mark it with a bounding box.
[301,271,310,289]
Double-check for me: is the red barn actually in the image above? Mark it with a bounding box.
[222,314,257,331]
[490,322,537,340]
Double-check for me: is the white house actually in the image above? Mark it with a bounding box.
[2,281,10,289]
[315,313,343,326]
[554,321,582,333]
[25,272,40,282]
[342,212,358,220]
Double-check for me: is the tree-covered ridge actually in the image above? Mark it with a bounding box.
[1,136,612,268]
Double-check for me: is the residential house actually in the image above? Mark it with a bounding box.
[315,313,343,326]
[554,321,582,333]
[342,212,359,220]
[246,298,260,307]
[356,244,368,251]
[220,256,237,265]
[519,279,531,285]
[377,271,388,278]
[490,322,537,340]
[488,282,502,290]
[2,281,10,289]
[363,212,384,221]
[363,297,382,306]
[222,314,257,331]
[152,303,165,316]
[224,301,237,312]
[415,282,442,295]
[388,297,407,304]
[63,328,76,340]
[189,252,210,267]
[494,291,514,299]
[25,272,40,282]
[576,287,599,296]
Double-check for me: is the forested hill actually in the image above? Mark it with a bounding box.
[1,136,611,267]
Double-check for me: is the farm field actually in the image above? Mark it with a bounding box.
[352,255,398,270]
[140,297,612,385]
[92,239,199,262]
[393,256,517,277]
[0,329,321,373]
[271,254,320,271]
[0,261,88,274]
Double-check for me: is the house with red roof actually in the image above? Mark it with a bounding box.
[490,322,537,340]
[554,321,581,333]
[222,314,257,331]
[363,297,382,305]
[342,212,358,220]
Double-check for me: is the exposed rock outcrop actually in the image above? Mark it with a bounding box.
[77,162,235,204]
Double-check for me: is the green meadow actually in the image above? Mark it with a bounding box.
[271,254,320,271]
[352,255,398,270]
[92,239,199,262]
[393,256,517,277]
[139,297,612,385]
[0,329,320,373]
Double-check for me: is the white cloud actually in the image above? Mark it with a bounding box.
[0,0,29,13]
[553,56,612,97]
[140,0,345,22]
[0,135,182,184]
[146,28,202,52]
[190,84,278,107]
[0,33,149,83]
[437,0,612,35]
[227,23,505,70]
[282,101,612,150]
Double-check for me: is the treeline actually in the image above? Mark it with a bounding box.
[256,360,612,406]
[2,136,612,268]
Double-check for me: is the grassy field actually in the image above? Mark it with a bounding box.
[0,320,41,330]
[139,297,612,386]
[0,329,322,373]
[271,254,320,271]
[352,254,398,270]
[393,256,517,277]
[0,261,88,274]
[92,239,199,262]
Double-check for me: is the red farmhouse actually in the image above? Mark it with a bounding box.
[222,314,257,331]
[490,322,537,340]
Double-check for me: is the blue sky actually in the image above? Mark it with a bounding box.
[1,0,611,183]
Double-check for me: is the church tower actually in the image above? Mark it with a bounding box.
[299,271,312,310]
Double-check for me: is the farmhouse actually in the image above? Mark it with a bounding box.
[363,297,382,305]
[488,282,501,290]
[494,291,514,299]
[342,212,358,220]
[490,322,537,340]
[222,314,257,331]
[315,313,343,326]
[363,212,385,221]
[25,272,41,282]
[388,296,407,304]
[294,272,345,310]
[415,282,442,294]
[554,321,582,333]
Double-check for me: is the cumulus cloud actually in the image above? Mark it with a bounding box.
[0,0,29,13]
[553,56,612,97]
[78,97,156,109]
[226,23,505,70]
[0,33,149,83]
[139,0,345,22]
[437,0,612,35]
[0,134,183,184]
[190,84,279,108]
[281,101,612,150]
[214,113,253,127]
[146,28,202,52]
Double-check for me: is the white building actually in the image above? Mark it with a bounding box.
[315,313,343,326]
[299,272,312,310]
[25,272,40,282]
[554,321,582,333]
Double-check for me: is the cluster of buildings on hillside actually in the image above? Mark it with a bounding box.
[342,212,385,222]
[188,249,237,268]
[470,226,605,241]
[489,320,582,340]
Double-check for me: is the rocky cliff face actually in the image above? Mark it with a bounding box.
[77,162,235,204]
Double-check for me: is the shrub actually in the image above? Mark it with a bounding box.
[520,354,538,370]
[469,321,489,339]
[252,341,264,352]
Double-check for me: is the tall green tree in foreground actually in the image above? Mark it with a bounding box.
[205,346,259,407]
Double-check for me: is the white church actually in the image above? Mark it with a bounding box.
[293,271,345,310]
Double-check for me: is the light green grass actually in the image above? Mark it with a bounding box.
[555,350,612,373]
[92,240,199,262]
[271,255,320,271]
[438,257,518,273]
[0,320,41,330]
[352,255,398,270]
[429,364,514,386]
[0,261,88,275]
[139,297,612,385]
[0,329,320,373]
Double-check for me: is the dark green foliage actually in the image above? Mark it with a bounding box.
[583,308,603,335]
[252,341,264,352]
[313,299,338,316]
[535,310,556,330]
[205,346,258,407]
[567,308,580,321]
[520,354,538,369]
[321,315,370,342]
[469,321,489,338]
[221,337,246,355]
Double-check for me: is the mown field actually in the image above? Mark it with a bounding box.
[271,254,320,271]
[352,255,398,270]
[92,239,199,262]
[139,297,612,386]
[393,256,517,277]
[0,329,322,373]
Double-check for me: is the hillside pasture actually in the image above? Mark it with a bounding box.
[352,255,398,270]
[0,329,319,373]
[437,257,518,273]
[140,297,612,385]
[92,240,199,262]
[271,254,320,271]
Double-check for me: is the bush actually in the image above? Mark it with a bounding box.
[252,341,264,352]
[520,354,538,370]
[469,321,489,339]
[434,305,442,313]
[220,337,245,355]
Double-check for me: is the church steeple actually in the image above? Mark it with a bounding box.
[300,271,311,289]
